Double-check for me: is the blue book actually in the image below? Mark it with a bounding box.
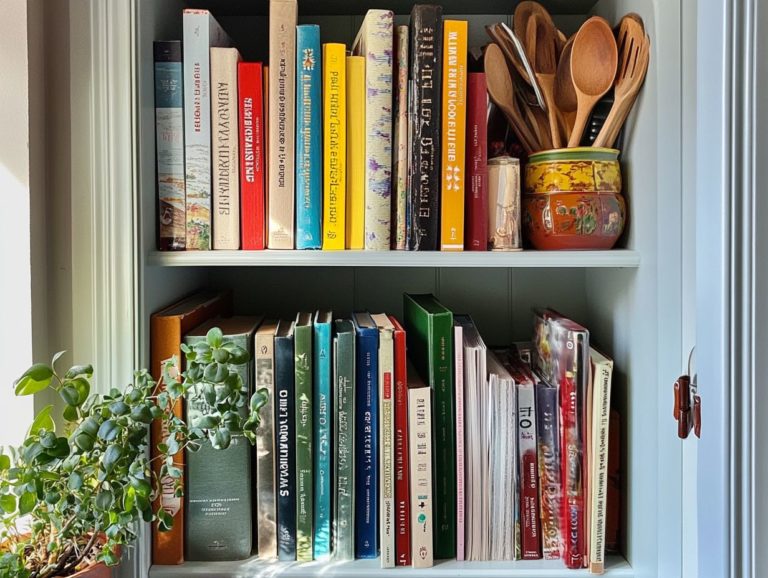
[313,311,333,559]
[295,24,322,249]
[275,320,297,561]
[352,312,379,558]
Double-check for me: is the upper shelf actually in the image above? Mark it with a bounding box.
[183,0,599,16]
[146,249,640,268]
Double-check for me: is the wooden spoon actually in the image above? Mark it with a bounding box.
[568,16,618,147]
[554,35,577,140]
[485,23,538,106]
[484,43,538,153]
[527,13,562,148]
[594,17,650,148]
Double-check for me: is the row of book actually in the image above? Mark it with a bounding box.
[154,4,498,253]
[150,290,617,572]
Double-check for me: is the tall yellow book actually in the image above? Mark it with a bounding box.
[323,43,347,250]
[440,20,468,251]
[345,55,365,250]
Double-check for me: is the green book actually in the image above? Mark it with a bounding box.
[403,294,455,559]
[184,316,262,561]
[294,312,314,561]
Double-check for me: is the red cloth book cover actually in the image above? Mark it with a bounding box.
[465,72,488,251]
[238,62,265,250]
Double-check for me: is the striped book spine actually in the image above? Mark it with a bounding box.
[322,43,347,250]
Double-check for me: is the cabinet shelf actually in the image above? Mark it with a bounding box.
[150,554,631,577]
[146,250,641,268]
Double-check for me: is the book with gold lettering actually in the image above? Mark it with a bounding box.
[322,43,347,250]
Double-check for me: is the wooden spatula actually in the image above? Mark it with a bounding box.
[527,13,562,148]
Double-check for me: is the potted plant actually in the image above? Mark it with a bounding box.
[0,328,266,578]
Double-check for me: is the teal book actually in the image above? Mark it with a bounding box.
[295,24,322,249]
[333,319,355,561]
[184,316,262,561]
[403,293,455,559]
[294,312,314,561]
[313,311,333,559]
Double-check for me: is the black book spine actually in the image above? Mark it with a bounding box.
[275,333,297,561]
[408,4,443,251]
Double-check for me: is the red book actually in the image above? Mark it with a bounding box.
[465,72,488,251]
[238,62,265,250]
[389,316,412,566]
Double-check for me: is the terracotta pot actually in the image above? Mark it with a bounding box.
[68,561,111,578]
[522,148,626,250]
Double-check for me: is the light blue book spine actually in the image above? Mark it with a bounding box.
[313,312,332,559]
[295,25,322,249]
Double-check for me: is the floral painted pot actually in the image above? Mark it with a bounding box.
[522,148,626,250]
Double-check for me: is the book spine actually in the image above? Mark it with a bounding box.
[154,41,185,251]
[589,355,613,573]
[561,368,585,568]
[322,43,347,250]
[408,5,443,251]
[268,0,298,248]
[465,73,488,251]
[211,48,241,250]
[345,56,366,249]
[409,386,434,568]
[275,334,297,560]
[518,382,542,559]
[294,322,313,561]
[333,326,356,560]
[313,321,332,559]
[392,320,411,566]
[355,330,379,557]
[295,26,322,249]
[392,26,409,250]
[454,325,465,561]
[439,20,468,251]
[536,384,561,560]
[379,326,395,567]
[238,62,265,250]
[254,327,278,559]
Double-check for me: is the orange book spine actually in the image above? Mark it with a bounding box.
[439,20,468,251]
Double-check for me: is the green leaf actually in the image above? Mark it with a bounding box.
[74,432,95,452]
[167,465,182,479]
[203,384,217,407]
[211,428,231,450]
[109,400,129,416]
[64,364,93,379]
[102,444,123,473]
[206,327,223,348]
[96,490,114,510]
[195,415,220,429]
[51,350,66,368]
[213,348,230,364]
[19,492,35,515]
[157,508,173,531]
[70,377,90,405]
[62,404,79,422]
[123,486,135,512]
[45,491,61,505]
[130,405,153,424]
[0,455,10,471]
[14,364,53,396]
[129,477,151,498]
[40,431,56,449]
[59,384,80,407]
[68,472,83,490]
[97,419,119,441]
[0,494,16,513]
[48,437,70,459]
[80,416,100,437]
[225,345,249,365]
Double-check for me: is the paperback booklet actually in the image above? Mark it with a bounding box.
[454,321,465,561]
[294,313,314,561]
[238,62,266,250]
[275,319,297,560]
[313,311,333,559]
[322,43,347,250]
[345,55,365,249]
[392,25,409,250]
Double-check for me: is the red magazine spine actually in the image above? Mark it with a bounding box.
[390,316,412,566]
[518,384,542,559]
[238,62,265,250]
[561,369,585,568]
[465,72,488,251]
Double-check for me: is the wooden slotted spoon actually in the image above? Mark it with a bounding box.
[527,13,562,148]
[593,16,650,148]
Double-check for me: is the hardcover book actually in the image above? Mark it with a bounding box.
[313,311,333,559]
[154,40,185,251]
[407,5,443,251]
[408,363,434,568]
[255,320,279,559]
[345,55,365,249]
[536,378,561,560]
[295,26,322,249]
[392,26,409,250]
[465,72,488,251]
[353,10,394,251]
[238,62,266,250]
[183,10,232,250]
[390,316,412,566]
[211,47,242,250]
[275,319,297,560]
[322,43,347,250]
[352,312,379,558]
[439,20,468,251]
[371,314,396,568]
[403,293,455,559]
[294,312,314,561]
[333,319,356,560]
[453,322,465,561]
[268,0,298,248]
[150,290,232,565]
[184,316,261,561]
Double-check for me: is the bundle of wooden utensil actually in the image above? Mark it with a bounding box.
[485,2,650,154]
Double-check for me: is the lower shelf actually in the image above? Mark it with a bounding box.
[149,554,631,577]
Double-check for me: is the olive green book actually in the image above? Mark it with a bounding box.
[403,293,455,559]
[294,312,314,561]
[333,318,355,560]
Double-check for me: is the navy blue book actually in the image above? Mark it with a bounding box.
[275,319,297,561]
[352,312,379,558]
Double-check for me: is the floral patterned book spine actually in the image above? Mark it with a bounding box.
[392,25,409,250]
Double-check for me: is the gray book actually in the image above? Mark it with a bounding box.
[184,316,262,561]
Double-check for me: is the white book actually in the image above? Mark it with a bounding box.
[371,314,395,568]
[408,363,433,568]
[453,323,465,561]
[182,9,232,250]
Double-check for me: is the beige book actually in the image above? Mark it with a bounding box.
[408,363,433,568]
